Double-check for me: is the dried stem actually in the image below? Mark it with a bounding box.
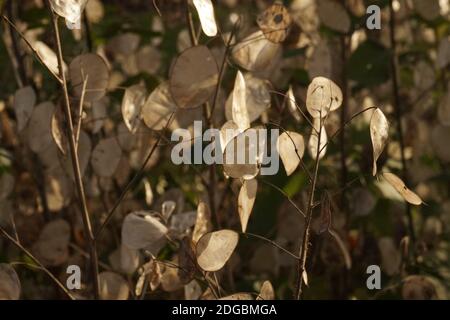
[389,0,415,244]
[295,115,323,300]
[45,2,99,299]
[1,14,62,83]
[339,35,349,213]
[95,112,176,239]
[0,226,76,300]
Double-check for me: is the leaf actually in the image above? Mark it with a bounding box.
[13,86,36,132]
[99,272,129,300]
[382,173,423,205]
[50,0,88,24]
[169,45,218,109]
[306,76,342,119]
[318,192,331,234]
[119,244,140,275]
[220,293,254,300]
[32,219,71,267]
[51,107,67,155]
[257,280,274,300]
[302,270,309,287]
[238,178,257,232]
[317,0,351,33]
[286,86,302,123]
[91,138,122,177]
[196,230,239,272]
[193,0,217,37]
[223,128,261,180]
[144,179,154,206]
[225,73,271,124]
[26,102,55,153]
[184,280,202,300]
[232,30,281,72]
[256,2,292,43]
[0,264,21,300]
[69,53,109,102]
[232,71,250,131]
[135,259,162,295]
[220,120,240,153]
[121,211,168,252]
[122,84,147,134]
[34,41,67,76]
[277,131,305,176]
[308,118,327,160]
[141,82,176,130]
[193,201,213,244]
[161,200,176,221]
[370,108,389,176]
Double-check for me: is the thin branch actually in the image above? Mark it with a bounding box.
[45,2,99,299]
[259,179,306,217]
[75,75,88,150]
[243,232,300,259]
[0,226,76,300]
[295,112,323,300]
[319,106,378,154]
[389,0,415,244]
[95,112,176,240]
[1,14,63,83]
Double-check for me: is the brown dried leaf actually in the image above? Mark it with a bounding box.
[226,73,271,125]
[141,82,176,130]
[232,30,281,72]
[27,102,55,153]
[277,131,305,176]
[231,71,250,131]
[382,173,423,205]
[196,230,239,272]
[122,84,147,133]
[193,0,217,37]
[238,178,257,232]
[91,138,122,177]
[306,76,342,119]
[308,118,327,160]
[220,293,253,300]
[121,211,168,252]
[317,0,351,33]
[50,0,88,24]
[69,53,109,102]
[169,45,218,109]
[223,128,261,180]
[14,86,36,132]
[0,264,21,300]
[32,219,71,267]
[99,271,129,300]
[193,201,213,244]
[257,280,274,300]
[370,108,389,176]
[257,2,292,43]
